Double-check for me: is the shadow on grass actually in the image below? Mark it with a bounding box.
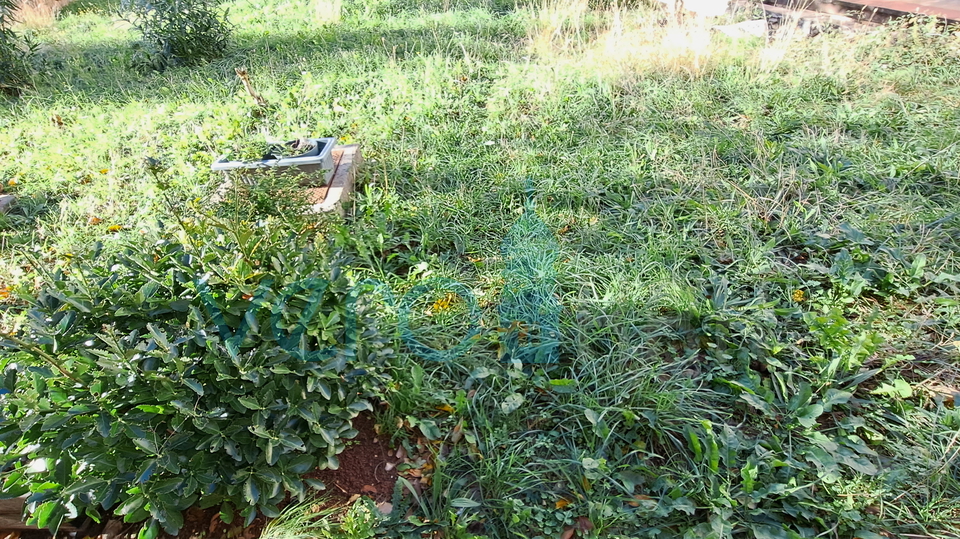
[59,0,121,16]
[27,11,525,105]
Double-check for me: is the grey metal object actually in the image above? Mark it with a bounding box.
[211,137,337,186]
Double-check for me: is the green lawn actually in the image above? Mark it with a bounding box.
[2,0,960,537]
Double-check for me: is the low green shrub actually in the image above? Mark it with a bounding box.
[0,217,387,535]
[0,0,32,95]
[121,0,231,71]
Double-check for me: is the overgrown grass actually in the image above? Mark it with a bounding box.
[2,0,960,536]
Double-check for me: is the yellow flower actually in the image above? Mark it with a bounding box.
[7,179,17,186]
[107,225,123,233]
[792,289,806,302]
[431,292,457,313]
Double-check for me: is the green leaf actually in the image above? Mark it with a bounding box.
[347,400,372,412]
[740,393,773,416]
[838,452,878,475]
[296,404,317,422]
[133,438,159,454]
[265,441,278,466]
[287,455,314,475]
[871,379,912,399]
[741,459,757,494]
[670,497,696,516]
[138,520,159,539]
[450,498,481,508]
[118,495,147,516]
[137,460,158,483]
[706,432,719,473]
[418,419,442,441]
[751,524,800,539]
[238,396,261,410]
[548,379,576,393]
[823,389,852,411]
[304,478,325,491]
[151,478,182,495]
[219,503,234,525]
[243,478,259,505]
[29,501,66,534]
[147,324,171,351]
[796,404,824,428]
[67,404,97,415]
[259,504,280,518]
[40,414,70,432]
[686,428,702,461]
[183,378,204,396]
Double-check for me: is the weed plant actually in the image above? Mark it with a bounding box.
[0,0,32,94]
[121,0,231,70]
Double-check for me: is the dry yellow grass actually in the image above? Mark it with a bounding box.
[526,0,880,84]
[14,0,73,28]
[527,0,744,79]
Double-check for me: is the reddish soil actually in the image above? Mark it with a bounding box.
[170,414,397,538]
[305,414,400,507]
[172,507,265,539]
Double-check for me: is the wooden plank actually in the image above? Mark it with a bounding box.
[308,144,361,217]
[762,0,960,22]
[0,497,76,533]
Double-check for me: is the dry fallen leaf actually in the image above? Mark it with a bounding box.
[627,494,654,508]
[555,498,571,509]
[208,513,221,534]
[87,216,103,225]
[450,420,464,444]
[575,516,595,533]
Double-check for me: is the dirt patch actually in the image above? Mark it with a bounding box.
[170,414,397,538]
[305,414,399,507]
[168,507,266,539]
